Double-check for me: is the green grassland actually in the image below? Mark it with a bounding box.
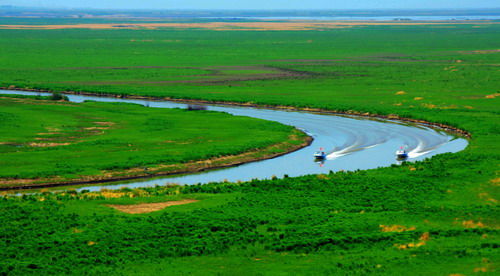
[0,94,302,187]
[0,22,498,275]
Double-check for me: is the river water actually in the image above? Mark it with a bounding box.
[1,90,468,191]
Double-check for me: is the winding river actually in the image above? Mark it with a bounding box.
[1,90,468,191]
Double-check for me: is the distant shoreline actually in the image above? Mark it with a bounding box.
[0,20,498,31]
[1,7,500,21]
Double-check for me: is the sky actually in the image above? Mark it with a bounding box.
[2,0,499,10]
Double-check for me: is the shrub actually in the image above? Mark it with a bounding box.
[50,92,68,101]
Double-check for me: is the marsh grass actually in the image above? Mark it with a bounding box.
[0,95,298,185]
[0,23,498,275]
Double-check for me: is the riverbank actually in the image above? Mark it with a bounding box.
[1,87,472,138]
[0,94,311,190]
[0,132,311,191]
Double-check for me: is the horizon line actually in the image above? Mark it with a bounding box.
[3,6,500,11]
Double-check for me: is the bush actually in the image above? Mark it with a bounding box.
[50,92,68,101]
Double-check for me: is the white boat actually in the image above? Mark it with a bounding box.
[395,147,409,159]
[314,151,327,160]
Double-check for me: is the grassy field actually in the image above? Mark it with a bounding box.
[0,20,498,275]
[0,94,304,188]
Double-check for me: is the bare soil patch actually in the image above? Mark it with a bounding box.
[58,65,312,86]
[379,224,416,232]
[26,121,115,147]
[485,93,500,99]
[107,199,199,214]
[28,142,71,147]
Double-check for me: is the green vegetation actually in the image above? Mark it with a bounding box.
[0,95,302,187]
[0,22,498,275]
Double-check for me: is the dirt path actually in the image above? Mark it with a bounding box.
[107,199,199,214]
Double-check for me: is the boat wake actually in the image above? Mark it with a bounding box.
[326,141,385,160]
[314,121,452,162]
[398,128,449,159]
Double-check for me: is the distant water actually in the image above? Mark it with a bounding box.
[2,7,499,21]
[202,15,500,21]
